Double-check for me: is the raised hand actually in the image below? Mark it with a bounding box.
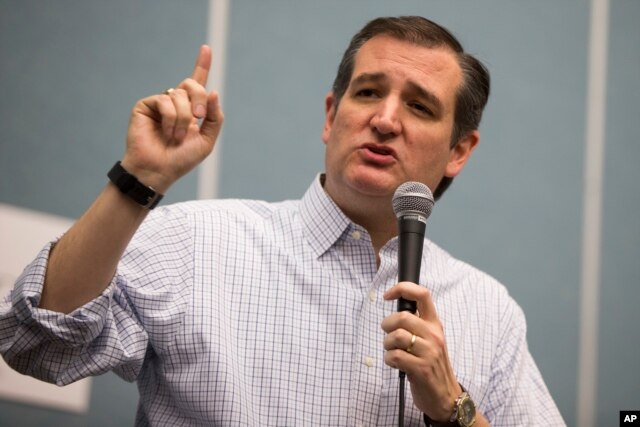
[39,45,224,315]
[122,45,224,193]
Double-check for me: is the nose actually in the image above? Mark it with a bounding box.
[370,97,402,136]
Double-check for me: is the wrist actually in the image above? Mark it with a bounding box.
[119,158,175,194]
[107,161,165,209]
[424,384,477,427]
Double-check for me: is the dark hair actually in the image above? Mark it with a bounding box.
[331,16,491,200]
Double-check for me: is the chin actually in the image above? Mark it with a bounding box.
[348,171,399,198]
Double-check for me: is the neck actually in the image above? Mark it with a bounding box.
[349,208,397,256]
[322,176,398,258]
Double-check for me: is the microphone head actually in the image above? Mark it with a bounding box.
[392,181,435,220]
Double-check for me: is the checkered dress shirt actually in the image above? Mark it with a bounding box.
[1,175,564,426]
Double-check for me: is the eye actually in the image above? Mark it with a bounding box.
[409,101,434,117]
[355,88,378,98]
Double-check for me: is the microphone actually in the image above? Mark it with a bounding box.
[392,182,435,426]
[392,182,435,313]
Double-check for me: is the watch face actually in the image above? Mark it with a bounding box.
[459,395,476,426]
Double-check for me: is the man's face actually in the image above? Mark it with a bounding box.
[322,35,478,207]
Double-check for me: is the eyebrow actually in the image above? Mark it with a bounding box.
[350,72,444,114]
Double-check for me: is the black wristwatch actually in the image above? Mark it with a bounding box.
[107,161,164,209]
[423,385,477,427]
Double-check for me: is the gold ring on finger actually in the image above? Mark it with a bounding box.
[162,87,175,95]
[406,334,417,354]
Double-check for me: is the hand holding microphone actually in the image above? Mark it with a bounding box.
[382,182,463,423]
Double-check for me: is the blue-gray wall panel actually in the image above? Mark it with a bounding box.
[597,0,640,424]
[0,0,207,219]
[0,1,208,426]
[426,5,589,425]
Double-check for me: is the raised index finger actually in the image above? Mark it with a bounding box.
[191,44,212,86]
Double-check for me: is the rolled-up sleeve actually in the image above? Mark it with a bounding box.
[0,242,147,385]
[0,205,194,387]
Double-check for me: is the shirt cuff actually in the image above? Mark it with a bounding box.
[11,241,115,347]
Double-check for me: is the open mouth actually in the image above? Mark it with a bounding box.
[363,143,395,157]
[360,143,397,165]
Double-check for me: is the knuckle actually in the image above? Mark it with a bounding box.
[391,330,405,348]
[382,335,391,349]
[174,88,188,97]
[431,329,445,348]
[180,78,206,96]
[181,77,198,88]
[178,77,192,87]
[436,334,445,349]
[385,350,402,366]
[167,87,186,100]
[159,93,172,102]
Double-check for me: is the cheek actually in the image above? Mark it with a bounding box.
[325,115,358,153]
[323,133,347,171]
[331,115,354,137]
[405,135,454,175]
[333,104,368,131]
[406,138,447,163]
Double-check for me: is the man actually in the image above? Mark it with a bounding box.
[0,16,564,426]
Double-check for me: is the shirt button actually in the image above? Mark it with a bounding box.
[352,230,361,240]
[368,290,376,302]
[364,356,374,368]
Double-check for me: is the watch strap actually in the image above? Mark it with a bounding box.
[423,384,469,427]
[107,161,164,209]
[423,413,458,427]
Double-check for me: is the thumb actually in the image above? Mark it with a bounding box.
[200,91,224,143]
[384,282,440,323]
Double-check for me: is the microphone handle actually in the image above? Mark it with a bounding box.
[395,210,430,426]
[397,216,426,313]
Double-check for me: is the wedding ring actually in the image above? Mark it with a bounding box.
[162,88,175,95]
[406,334,417,354]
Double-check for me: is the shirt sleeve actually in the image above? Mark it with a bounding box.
[483,293,566,426]
[0,205,194,386]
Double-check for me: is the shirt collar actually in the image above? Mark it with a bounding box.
[300,174,352,258]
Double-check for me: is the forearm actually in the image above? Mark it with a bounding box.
[39,183,149,314]
[39,45,221,315]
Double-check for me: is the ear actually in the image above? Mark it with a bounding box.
[444,130,479,178]
[321,92,336,145]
